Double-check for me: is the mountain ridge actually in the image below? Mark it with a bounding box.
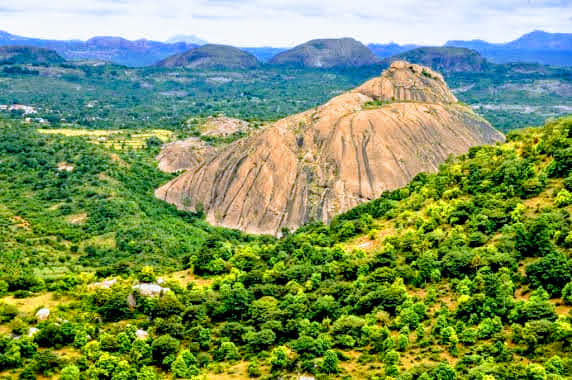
[446,30,572,66]
[0,30,196,67]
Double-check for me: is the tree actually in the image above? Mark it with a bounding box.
[270,346,289,372]
[248,360,262,377]
[320,350,340,374]
[432,362,456,380]
[545,355,564,375]
[526,252,572,296]
[151,335,180,368]
[561,281,572,305]
[138,266,156,283]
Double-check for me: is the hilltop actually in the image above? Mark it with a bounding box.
[156,61,503,235]
[270,37,380,68]
[386,47,489,72]
[0,46,65,65]
[156,44,260,69]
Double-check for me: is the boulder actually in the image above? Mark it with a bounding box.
[35,308,50,321]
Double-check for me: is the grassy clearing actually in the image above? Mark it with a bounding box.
[37,128,175,150]
[1,292,69,315]
[163,269,214,288]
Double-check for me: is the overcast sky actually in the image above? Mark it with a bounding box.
[0,0,571,46]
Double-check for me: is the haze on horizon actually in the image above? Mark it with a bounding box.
[0,0,571,47]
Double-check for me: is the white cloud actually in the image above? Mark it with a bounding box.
[0,0,570,45]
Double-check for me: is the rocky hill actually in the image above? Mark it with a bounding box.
[0,46,65,65]
[270,38,379,68]
[156,61,504,235]
[386,47,490,72]
[156,44,260,69]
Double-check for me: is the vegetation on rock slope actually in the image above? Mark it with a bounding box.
[0,116,571,378]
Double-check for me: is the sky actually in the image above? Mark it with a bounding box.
[0,0,571,47]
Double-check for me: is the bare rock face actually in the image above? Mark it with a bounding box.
[354,61,457,103]
[156,137,215,173]
[156,61,504,235]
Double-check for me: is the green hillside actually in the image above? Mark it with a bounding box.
[1,116,571,378]
[0,46,65,65]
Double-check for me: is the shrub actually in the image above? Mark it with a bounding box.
[562,281,572,305]
[320,350,340,374]
[526,253,572,297]
[151,335,179,368]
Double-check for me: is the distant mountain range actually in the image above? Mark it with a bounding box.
[240,47,288,63]
[0,30,570,67]
[445,30,572,66]
[367,43,419,59]
[0,31,196,67]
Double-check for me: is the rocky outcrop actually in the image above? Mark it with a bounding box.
[35,308,50,321]
[354,61,458,103]
[270,38,379,68]
[156,137,215,174]
[200,116,249,137]
[156,61,504,235]
[156,44,260,69]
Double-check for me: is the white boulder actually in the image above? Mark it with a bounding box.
[35,308,50,321]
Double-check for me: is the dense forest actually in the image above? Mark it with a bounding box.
[0,115,571,378]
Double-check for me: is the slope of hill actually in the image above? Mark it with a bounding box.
[446,30,572,66]
[0,30,196,67]
[270,38,380,68]
[0,115,571,379]
[156,61,504,235]
[0,46,65,65]
[386,47,490,72]
[156,44,260,69]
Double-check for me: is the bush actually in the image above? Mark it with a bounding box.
[248,360,262,377]
[320,350,340,374]
[562,281,572,305]
[60,365,80,380]
[151,335,179,368]
[526,253,572,296]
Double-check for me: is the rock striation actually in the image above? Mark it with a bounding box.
[156,61,504,235]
